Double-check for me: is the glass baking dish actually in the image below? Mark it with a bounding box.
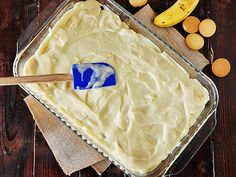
[13,0,219,176]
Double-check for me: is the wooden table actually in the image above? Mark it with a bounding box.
[0,0,235,176]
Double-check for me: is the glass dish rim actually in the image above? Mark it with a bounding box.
[12,0,219,176]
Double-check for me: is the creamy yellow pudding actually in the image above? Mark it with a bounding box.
[23,0,209,174]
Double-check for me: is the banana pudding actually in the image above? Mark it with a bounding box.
[23,0,209,174]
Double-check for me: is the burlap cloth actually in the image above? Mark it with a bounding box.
[24,4,209,176]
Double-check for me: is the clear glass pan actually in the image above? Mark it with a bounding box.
[13,0,219,176]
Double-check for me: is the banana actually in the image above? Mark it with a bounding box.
[154,0,199,28]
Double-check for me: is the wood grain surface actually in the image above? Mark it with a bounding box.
[0,0,235,177]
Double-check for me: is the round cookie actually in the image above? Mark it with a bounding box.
[183,16,201,33]
[199,19,216,37]
[185,33,204,50]
[212,58,231,77]
[129,0,147,7]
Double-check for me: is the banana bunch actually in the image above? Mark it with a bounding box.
[154,0,199,27]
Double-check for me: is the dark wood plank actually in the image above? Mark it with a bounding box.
[101,165,125,177]
[209,0,236,177]
[0,0,36,177]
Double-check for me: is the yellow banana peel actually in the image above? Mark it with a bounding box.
[154,0,199,28]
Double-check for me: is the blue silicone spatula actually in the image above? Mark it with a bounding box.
[0,63,116,90]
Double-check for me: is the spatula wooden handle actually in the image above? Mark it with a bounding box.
[0,74,72,86]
